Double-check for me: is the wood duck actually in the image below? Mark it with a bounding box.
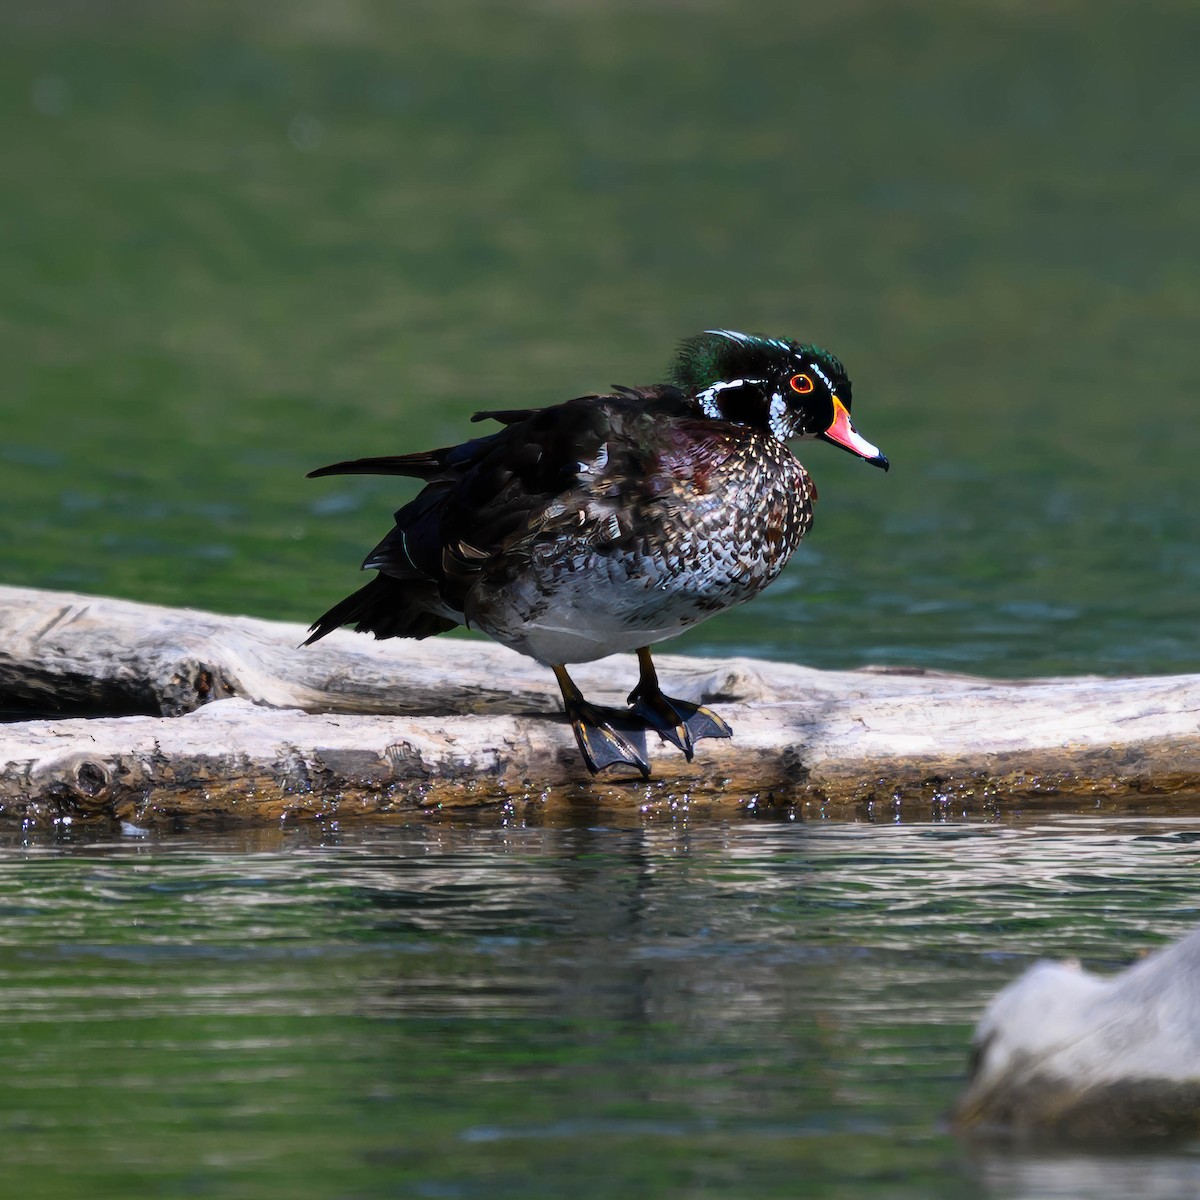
[305,330,888,777]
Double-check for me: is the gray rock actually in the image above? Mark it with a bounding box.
[956,927,1200,1141]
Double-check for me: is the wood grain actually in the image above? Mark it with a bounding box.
[2,585,1198,827]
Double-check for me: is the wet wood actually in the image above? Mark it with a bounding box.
[1,583,1199,828]
[955,925,1200,1142]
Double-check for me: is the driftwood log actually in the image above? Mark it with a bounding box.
[955,925,1200,1142]
[1,583,1199,827]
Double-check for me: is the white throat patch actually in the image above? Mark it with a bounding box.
[768,391,792,440]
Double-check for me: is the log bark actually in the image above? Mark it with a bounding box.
[954,925,1200,1142]
[1,584,1199,827]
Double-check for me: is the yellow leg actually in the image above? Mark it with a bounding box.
[628,647,733,761]
[552,664,650,778]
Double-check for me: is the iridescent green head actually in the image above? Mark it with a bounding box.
[669,329,887,468]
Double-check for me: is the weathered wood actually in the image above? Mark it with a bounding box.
[955,925,1200,1142]
[1,584,1199,827]
[0,582,865,717]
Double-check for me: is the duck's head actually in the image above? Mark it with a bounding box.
[670,329,888,470]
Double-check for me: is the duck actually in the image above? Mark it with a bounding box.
[305,330,888,777]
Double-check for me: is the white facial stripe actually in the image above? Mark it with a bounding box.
[696,381,777,424]
[810,363,834,391]
[704,329,751,343]
[695,377,749,417]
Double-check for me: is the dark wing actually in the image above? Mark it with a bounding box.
[468,393,632,428]
[371,399,616,601]
[306,395,667,643]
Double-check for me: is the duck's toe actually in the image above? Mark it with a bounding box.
[630,692,732,761]
[565,701,652,778]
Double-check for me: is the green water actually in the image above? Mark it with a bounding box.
[2,0,1197,677]
[3,7,1199,1193]
[2,816,1199,1199]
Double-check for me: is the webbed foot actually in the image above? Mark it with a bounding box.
[628,647,733,761]
[553,665,651,778]
[628,690,733,760]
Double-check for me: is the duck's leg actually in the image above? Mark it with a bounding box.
[627,647,733,761]
[552,664,650,778]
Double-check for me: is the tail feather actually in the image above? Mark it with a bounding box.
[307,453,443,481]
[304,575,459,645]
[308,428,509,483]
[470,407,539,425]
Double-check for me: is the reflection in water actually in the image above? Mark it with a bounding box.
[0,816,1198,1198]
[970,1149,1200,1200]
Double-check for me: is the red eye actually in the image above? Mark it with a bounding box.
[789,373,814,394]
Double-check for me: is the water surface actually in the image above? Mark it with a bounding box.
[2,815,1199,1198]
[3,12,1197,1196]
[2,0,1197,678]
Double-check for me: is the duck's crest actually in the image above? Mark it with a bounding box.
[670,330,794,393]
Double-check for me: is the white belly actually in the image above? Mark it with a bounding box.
[467,552,743,665]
